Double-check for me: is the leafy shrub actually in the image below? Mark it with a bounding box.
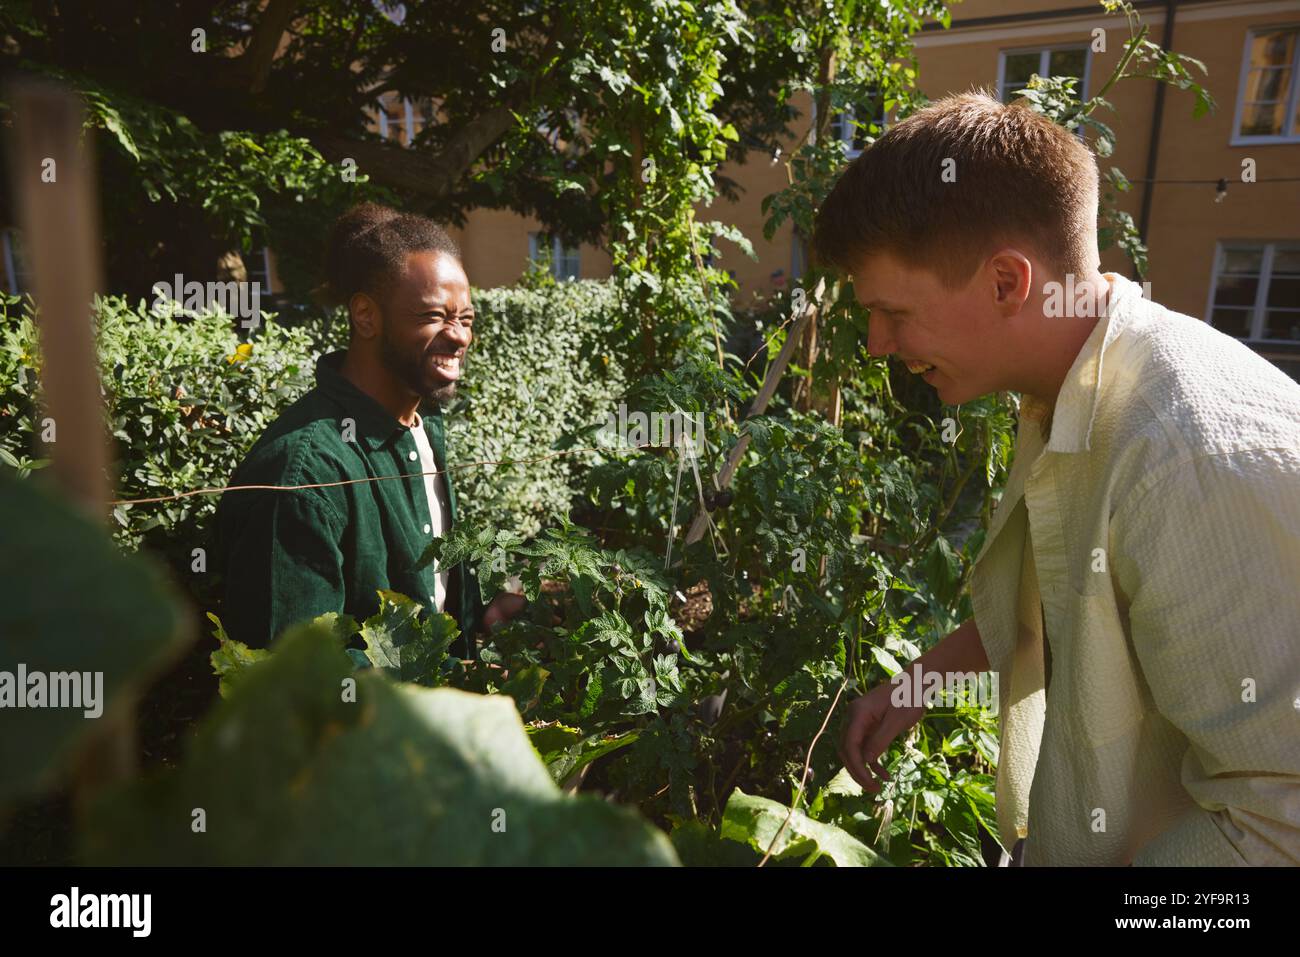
[0,294,341,600]
[420,347,1014,866]
[444,280,636,536]
[0,280,638,579]
[85,618,678,866]
[0,467,674,866]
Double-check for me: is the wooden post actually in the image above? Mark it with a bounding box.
[684,277,826,547]
[8,79,137,804]
[9,81,108,513]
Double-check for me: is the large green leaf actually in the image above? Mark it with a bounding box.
[358,590,457,686]
[81,624,678,865]
[720,789,891,867]
[0,474,192,807]
[528,724,640,785]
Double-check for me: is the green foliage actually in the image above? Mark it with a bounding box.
[720,789,889,866]
[758,0,946,246]
[206,611,269,700]
[356,591,458,687]
[80,91,362,257]
[445,280,637,535]
[575,2,752,370]
[84,623,678,866]
[0,292,345,608]
[210,590,469,694]
[0,280,637,581]
[0,472,191,809]
[1,66,381,295]
[2,0,1216,867]
[413,343,1011,865]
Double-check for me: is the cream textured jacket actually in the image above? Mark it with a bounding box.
[970,272,1300,866]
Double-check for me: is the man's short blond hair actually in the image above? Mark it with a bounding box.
[812,90,1100,289]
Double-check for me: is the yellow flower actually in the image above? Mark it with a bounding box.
[225,342,254,364]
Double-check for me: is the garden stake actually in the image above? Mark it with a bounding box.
[686,277,825,546]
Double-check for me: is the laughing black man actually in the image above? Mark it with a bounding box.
[214,202,525,657]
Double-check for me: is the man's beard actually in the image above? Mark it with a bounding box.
[379,327,458,406]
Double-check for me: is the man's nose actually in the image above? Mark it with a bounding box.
[865,314,896,357]
[442,320,472,348]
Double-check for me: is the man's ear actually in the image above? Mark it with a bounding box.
[348,292,382,339]
[988,249,1032,315]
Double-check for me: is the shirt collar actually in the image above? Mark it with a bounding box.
[315,350,413,452]
[1044,273,1144,455]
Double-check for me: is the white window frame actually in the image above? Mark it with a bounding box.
[996,44,1092,105]
[1230,25,1300,145]
[374,94,421,145]
[817,94,887,160]
[828,107,868,160]
[1205,240,1300,344]
[528,232,580,280]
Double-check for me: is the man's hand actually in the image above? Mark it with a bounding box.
[481,592,527,632]
[837,680,924,792]
[838,617,989,792]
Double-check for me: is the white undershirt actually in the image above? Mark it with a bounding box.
[410,413,450,612]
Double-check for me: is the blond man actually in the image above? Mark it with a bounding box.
[817,92,1300,866]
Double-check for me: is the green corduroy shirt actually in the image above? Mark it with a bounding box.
[213,350,481,654]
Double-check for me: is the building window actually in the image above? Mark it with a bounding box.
[827,90,886,159]
[528,232,580,280]
[2,229,29,295]
[1232,27,1300,142]
[1208,242,1300,343]
[998,46,1090,104]
[245,247,272,292]
[538,107,581,151]
[372,94,427,147]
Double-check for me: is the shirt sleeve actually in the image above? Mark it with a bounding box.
[219,488,346,648]
[1111,447,1300,865]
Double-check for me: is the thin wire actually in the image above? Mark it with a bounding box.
[107,443,647,507]
[1127,176,1300,184]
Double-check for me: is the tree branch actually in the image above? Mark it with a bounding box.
[314,104,518,200]
[228,0,300,94]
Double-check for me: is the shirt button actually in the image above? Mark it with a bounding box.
[423,523,432,534]
[408,450,418,461]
